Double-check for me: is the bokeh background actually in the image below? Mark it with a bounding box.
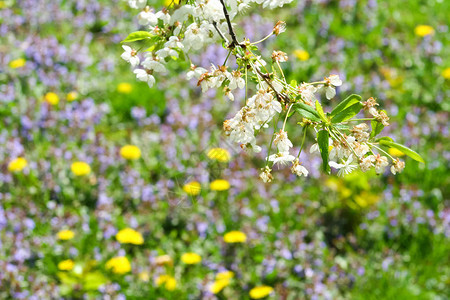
[0,0,449,299]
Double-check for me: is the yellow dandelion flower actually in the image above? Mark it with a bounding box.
[183,181,201,196]
[210,179,230,191]
[249,285,274,299]
[70,161,91,176]
[181,252,202,265]
[414,25,434,37]
[115,228,144,245]
[57,229,75,240]
[106,256,131,274]
[442,68,450,80]
[209,278,230,294]
[44,92,59,105]
[164,0,179,7]
[120,145,141,160]
[216,270,234,280]
[293,49,310,61]
[156,275,177,291]
[58,259,75,271]
[207,148,230,162]
[223,231,247,243]
[388,148,405,157]
[139,271,150,282]
[8,157,27,172]
[67,91,78,102]
[9,58,26,69]
[155,254,173,265]
[117,83,133,94]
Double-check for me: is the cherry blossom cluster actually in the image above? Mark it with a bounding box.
[121,0,423,182]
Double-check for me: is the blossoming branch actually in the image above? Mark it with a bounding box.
[121,0,424,181]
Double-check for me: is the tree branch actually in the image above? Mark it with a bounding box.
[215,0,290,104]
[212,21,229,45]
[218,0,243,48]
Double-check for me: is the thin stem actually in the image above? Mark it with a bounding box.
[333,128,359,159]
[223,49,232,65]
[253,65,289,102]
[309,81,326,85]
[245,66,248,105]
[343,118,375,122]
[247,48,270,77]
[297,126,308,158]
[266,114,281,165]
[282,103,293,131]
[212,21,229,44]
[275,78,298,94]
[251,32,274,45]
[276,61,286,83]
[249,61,264,86]
[369,143,395,160]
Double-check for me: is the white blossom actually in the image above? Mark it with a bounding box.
[142,56,166,73]
[310,143,319,154]
[121,45,140,67]
[227,71,245,90]
[291,159,308,177]
[374,154,389,174]
[353,142,370,158]
[133,69,155,88]
[187,65,207,80]
[273,129,293,152]
[329,156,358,177]
[170,5,194,25]
[155,10,171,24]
[351,123,370,142]
[223,86,234,101]
[156,47,178,59]
[138,8,158,26]
[298,83,317,105]
[198,0,224,22]
[360,155,375,172]
[255,0,294,9]
[390,158,405,175]
[259,166,273,183]
[319,74,343,99]
[268,151,295,166]
[127,0,147,9]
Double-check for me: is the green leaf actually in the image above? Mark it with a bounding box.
[317,130,331,173]
[145,45,156,52]
[121,31,153,43]
[315,100,328,122]
[330,94,362,117]
[290,102,321,122]
[331,101,363,123]
[376,136,393,143]
[370,120,384,138]
[378,140,425,163]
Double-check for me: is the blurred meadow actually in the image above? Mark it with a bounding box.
[0,0,449,299]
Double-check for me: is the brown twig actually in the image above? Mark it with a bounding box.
[214,0,290,104]
[218,0,243,48]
